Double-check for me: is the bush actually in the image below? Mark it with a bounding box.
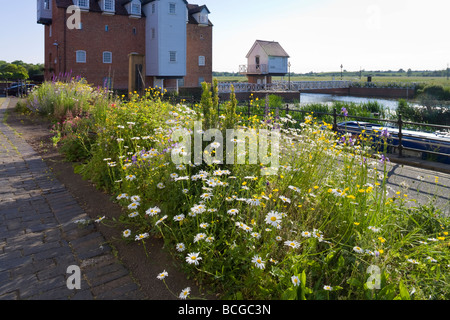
[29,81,450,300]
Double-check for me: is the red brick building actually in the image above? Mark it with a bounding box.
[37,0,213,92]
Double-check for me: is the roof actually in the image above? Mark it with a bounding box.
[56,0,140,16]
[246,40,290,58]
[187,4,213,26]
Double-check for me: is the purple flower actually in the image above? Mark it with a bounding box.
[380,128,390,139]
[341,107,348,117]
[380,154,389,164]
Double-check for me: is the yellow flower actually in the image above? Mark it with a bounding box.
[378,237,386,243]
[354,222,360,226]
[437,237,445,241]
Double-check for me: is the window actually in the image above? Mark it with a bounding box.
[198,77,205,87]
[152,3,156,14]
[198,56,205,66]
[199,14,208,24]
[131,2,141,15]
[49,25,52,37]
[103,51,112,64]
[169,3,176,14]
[44,0,50,10]
[77,0,89,9]
[132,27,137,35]
[178,78,185,87]
[169,51,177,63]
[105,25,109,32]
[104,0,114,12]
[76,50,86,63]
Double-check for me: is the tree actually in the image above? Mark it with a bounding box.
[0,63,29,80]
[406,68,412,77]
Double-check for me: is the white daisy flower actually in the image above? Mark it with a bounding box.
[157,183,165,189]
[95,216,105,223]
[155,215,168,226]
[251,255,265,269]
[179,287,191,300]
[173,214,185,222]
[128,202,140,210]
[146,206,161,216]
[353,246,364,253]
[122,229,131,238]
[186,252,202,265]
[130,195,141,203]
[157,270,168,280]
[284,240,300,249]
[194,233,207,243]
[291,276,300,286]
[176,243,186,252]
[227,209,239,216]
[279,195,291,203]
[135,233,149,241]
[265,211,282,228]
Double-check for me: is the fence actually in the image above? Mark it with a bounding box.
[212,100,450,164]
[0,80,40,98]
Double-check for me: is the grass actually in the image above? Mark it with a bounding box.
[24,80,450,300]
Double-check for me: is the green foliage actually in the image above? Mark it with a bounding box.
[26,80,450,300]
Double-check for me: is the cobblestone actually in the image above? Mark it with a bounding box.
[0,98,146,300]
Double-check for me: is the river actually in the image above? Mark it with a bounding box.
[298,93,407,111]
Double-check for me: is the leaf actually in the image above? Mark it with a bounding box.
[347,278,363,288]
[398,281,411,300]
[281,287,297,300]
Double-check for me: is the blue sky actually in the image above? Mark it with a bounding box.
[0,0,449,73]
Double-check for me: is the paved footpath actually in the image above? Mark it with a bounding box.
[0,98,146,300]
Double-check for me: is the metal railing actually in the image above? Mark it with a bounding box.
[216,101,450,162]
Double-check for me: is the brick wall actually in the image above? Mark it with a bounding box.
[184,23,212,88]
[46,1,145,90]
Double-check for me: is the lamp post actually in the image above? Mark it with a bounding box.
[340,64,343,80]
[288,61,291,91]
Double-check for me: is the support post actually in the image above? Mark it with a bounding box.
[333,108,338,132]
[398,114,403,158]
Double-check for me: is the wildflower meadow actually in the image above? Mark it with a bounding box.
[23,79,450,300]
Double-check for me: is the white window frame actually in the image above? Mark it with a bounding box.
[131,2,141,15]
[169,3,176,14]
[104,0,114,12]
[103,51,112,64]
[77,0,89,10]
[198,56,205,66]
[76,50,86,63]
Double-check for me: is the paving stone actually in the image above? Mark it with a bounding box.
[0,99,145,300]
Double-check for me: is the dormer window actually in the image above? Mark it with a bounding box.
[76,0,89,10]
[100,0,115,14]
[131,2,141,15]
[104,0,114,12]
[126,0,141,18]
